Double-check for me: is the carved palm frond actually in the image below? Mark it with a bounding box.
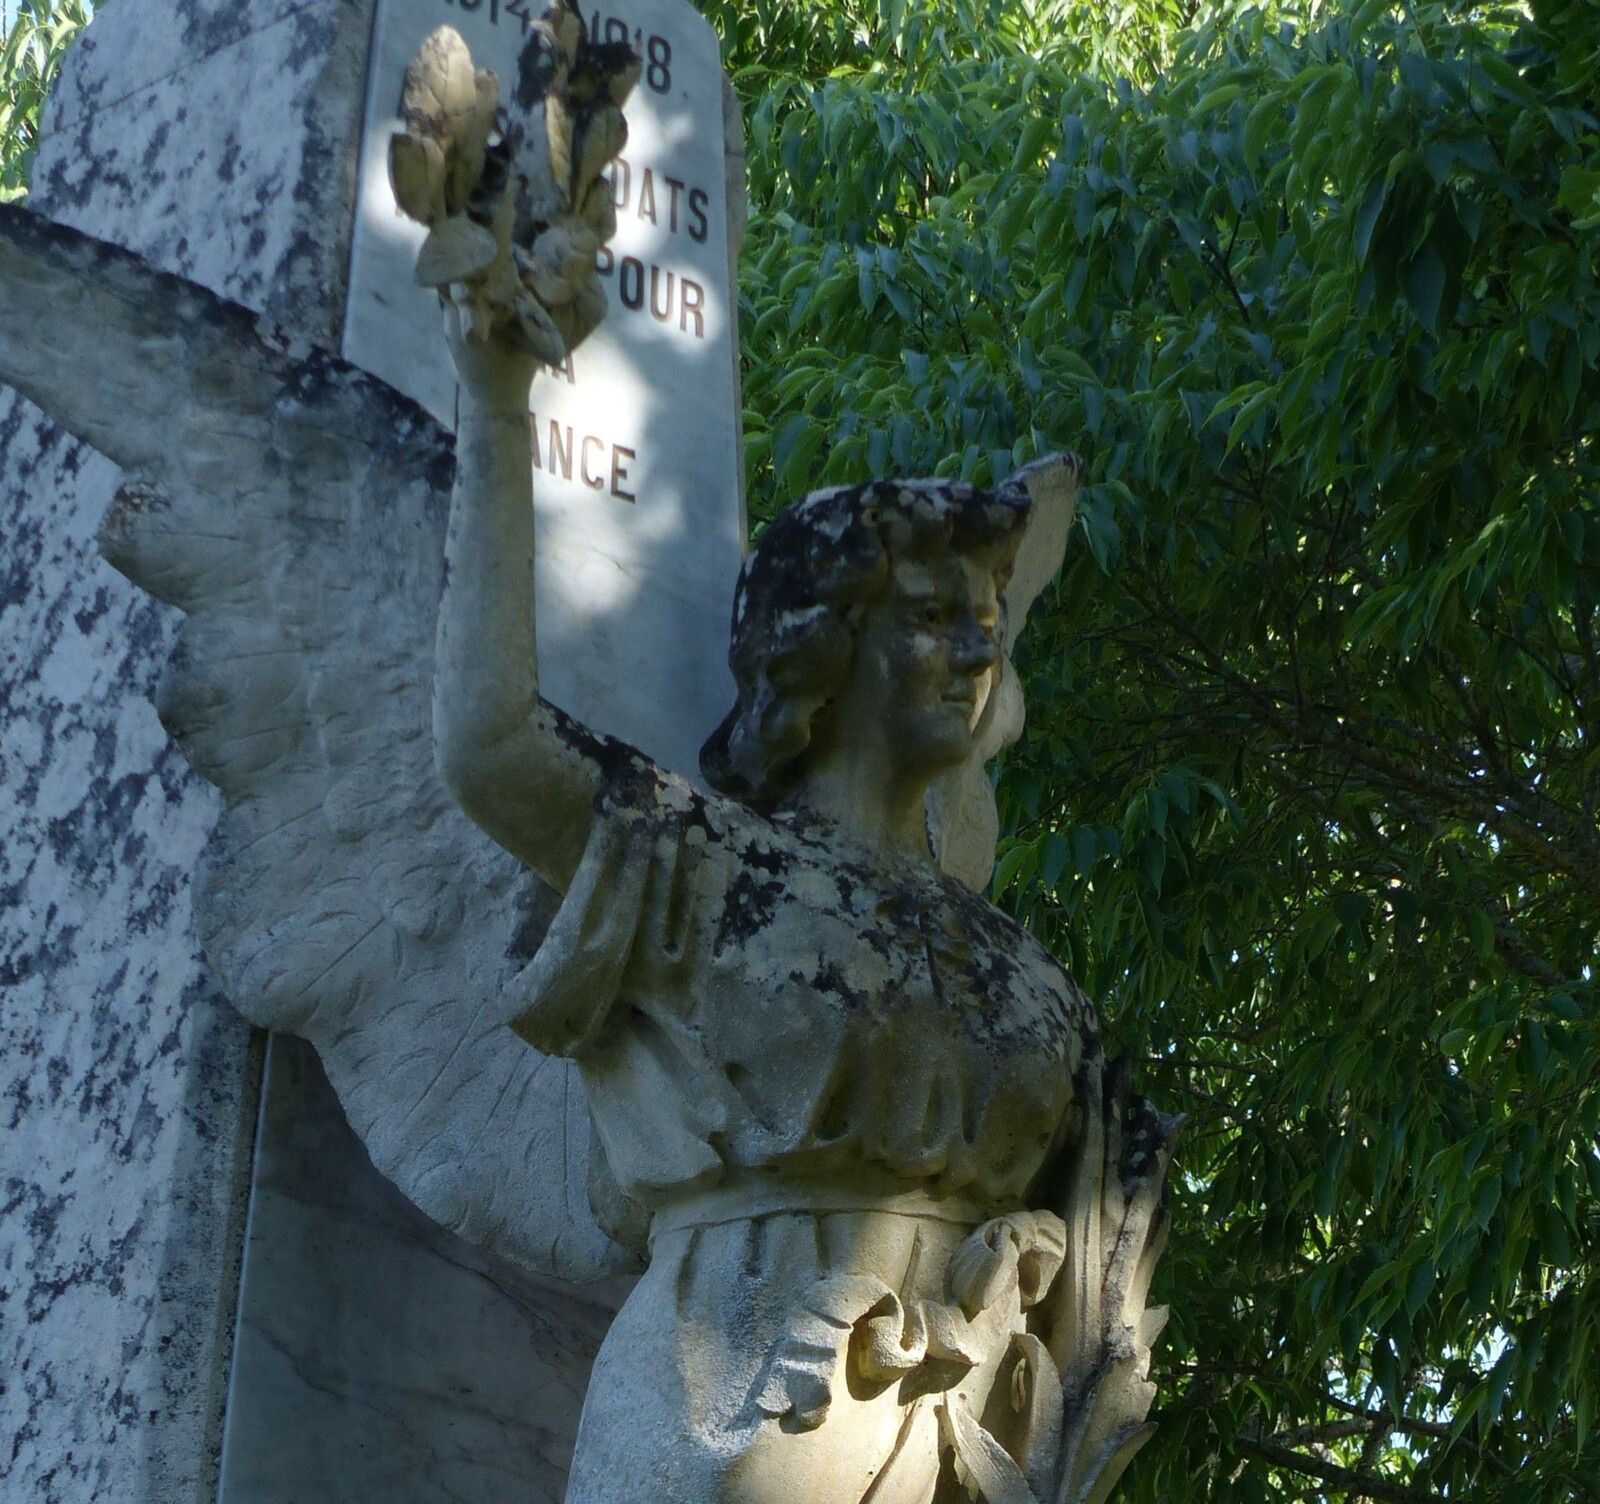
[390,8,639,361]
[943,1055,1179,1504]
[1047,1057,1182,1504]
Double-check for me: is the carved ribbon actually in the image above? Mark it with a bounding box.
[755,1210,1068,1491]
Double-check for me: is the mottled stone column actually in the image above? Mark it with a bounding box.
[0,5,372,1499]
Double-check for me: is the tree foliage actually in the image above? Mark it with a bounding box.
[714,0,1599,1499]
[0,0,90,201]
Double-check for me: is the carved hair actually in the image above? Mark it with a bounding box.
[700,476,1032,806]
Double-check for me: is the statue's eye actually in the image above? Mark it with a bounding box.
[916,603,946,629]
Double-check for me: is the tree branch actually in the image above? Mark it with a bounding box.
[1235,1433,1448,1503]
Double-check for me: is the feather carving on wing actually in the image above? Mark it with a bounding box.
[0,199,635,1282]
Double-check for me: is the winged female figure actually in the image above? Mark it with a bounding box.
[0,5,1177,1499]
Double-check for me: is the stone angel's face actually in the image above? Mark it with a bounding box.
[855,549,1005,779]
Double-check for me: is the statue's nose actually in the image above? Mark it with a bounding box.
[951,618,999,674]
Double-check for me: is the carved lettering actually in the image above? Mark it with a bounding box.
[611,444,636,503]
[680,277,704,338]
[596,253,706,340]
[548,419,574,480]
[619,255,644,311]
[527,412,638,504]
[584,12,673,92]
[650,267,675,323]
[611,157,710,245]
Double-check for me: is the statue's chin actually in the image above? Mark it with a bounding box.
[899,714,981,781]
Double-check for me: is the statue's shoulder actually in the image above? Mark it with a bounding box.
[580,726,772,858]
[924,860,1094,1015]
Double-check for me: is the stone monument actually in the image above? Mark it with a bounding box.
[0,3,1177,1499]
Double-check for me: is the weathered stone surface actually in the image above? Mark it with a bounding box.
[0,199,643,1282]
[1,3,730,1495]
[0,398,255,1502]
[0,197,631,1495]
[0,3,374,1497]
[2,7,1178,1502]
[33,0,374,342]
[421,180,1176,1487]
[215,1037,625,1503]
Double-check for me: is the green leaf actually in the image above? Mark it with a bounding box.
[1403,236,1447,333]
[1353,177,1387,261]
[1042,831,1070,889]
[1405,1257,1435,1318]
[1194,82,1245,117]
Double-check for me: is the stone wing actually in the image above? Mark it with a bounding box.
[0,203,633,1282]
[929,454,1081,889]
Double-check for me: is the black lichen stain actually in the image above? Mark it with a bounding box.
[806,958,868,1012]
[514,28,559,111]
[714,865,786,951]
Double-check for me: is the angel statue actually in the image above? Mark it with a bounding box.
[0,5,1178,1501]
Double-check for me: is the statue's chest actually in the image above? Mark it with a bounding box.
[702,833,1088,1057]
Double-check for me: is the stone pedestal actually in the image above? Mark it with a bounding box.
[216,1037,627,1502]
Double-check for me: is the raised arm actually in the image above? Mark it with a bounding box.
[433,314,599,893]
[400,17,640,892]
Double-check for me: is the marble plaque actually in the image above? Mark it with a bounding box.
[345,0,746,778]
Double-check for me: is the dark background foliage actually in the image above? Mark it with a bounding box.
[705,1,1599,1499]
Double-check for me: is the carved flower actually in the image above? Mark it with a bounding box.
[389,26,500,287]
[386,2,640,363]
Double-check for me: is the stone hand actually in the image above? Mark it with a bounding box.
[388,4,638,380]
